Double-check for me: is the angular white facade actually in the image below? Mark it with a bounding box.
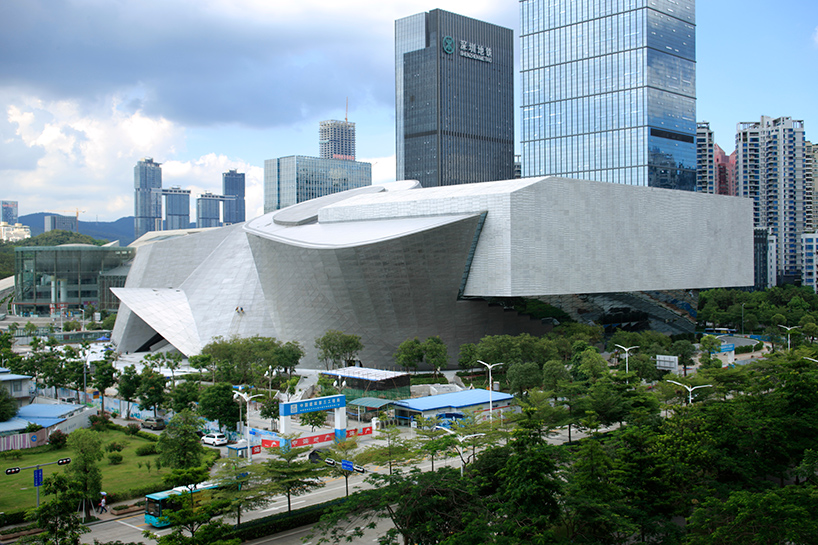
[113,177,753,367]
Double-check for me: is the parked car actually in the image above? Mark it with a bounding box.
[141,417,166,430]
[201,432,228,446]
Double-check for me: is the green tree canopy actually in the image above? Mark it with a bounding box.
[158,409,206,469]
[198,382,240,431]
[117,364,141,419]
[66,428,104,519]
[314,330,364,370]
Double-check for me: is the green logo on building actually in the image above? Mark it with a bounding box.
[442,36,455,54]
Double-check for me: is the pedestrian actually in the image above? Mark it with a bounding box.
[99,496,108,513]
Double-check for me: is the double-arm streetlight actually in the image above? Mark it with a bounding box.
[233,391,262,462]
[477,360,503,423]
[614,345,639,381]
[434,426,485,476]
[778,325,800,351]
[666,379,713,404]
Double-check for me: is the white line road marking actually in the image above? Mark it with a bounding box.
[116,520,143,531]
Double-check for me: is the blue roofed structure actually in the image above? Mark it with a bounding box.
[392,388,515,424]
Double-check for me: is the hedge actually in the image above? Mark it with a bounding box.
[229,499,345,541]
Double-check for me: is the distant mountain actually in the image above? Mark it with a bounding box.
[19,213,136,246]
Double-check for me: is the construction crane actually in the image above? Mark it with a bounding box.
[48,208,86,232]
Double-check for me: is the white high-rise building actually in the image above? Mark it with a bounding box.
[697,122,715,193]
[737,116,808,285]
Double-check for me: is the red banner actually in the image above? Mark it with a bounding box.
[252,445,262,454]
[259,427,372,449]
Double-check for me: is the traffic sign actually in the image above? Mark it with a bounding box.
[341,460,353,472]
[33,468,43,487]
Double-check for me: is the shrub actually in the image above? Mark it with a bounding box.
[126,423,141,436]
[89,414,112,431]
[108,452,123,465]
[48,429,67,449]
[136,430,159,442]
[135,444,157,456]
[106,441,125,452]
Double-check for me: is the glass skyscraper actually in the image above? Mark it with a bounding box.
[162,187,191,230]
[196,193,222,228]
[134,158,163,238]
[396,9,514,187]
[520,0,696,190]
[222,169,246,224]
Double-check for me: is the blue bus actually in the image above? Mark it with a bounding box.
[144,481,220,527]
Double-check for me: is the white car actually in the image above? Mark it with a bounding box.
[201,432,228,446]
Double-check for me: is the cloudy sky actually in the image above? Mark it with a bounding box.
[2,0,817,222]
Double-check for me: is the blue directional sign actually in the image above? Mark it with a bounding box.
[33,468,43,487]
[720,344,735,353]
[341,460,354,472]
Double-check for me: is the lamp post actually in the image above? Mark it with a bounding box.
[778,325,800,351]
[666,379,713,404]
[434,426,485,476]
[233,391,262,462]
[741,303,745,335]
[803,356,818,364]
[614,345,639,380]
[477,360,503,424]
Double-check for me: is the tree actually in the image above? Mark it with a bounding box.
[300,410,327,432]
[279,340,304,377]
[507,361,542,395]
[28,473,89,545]
[259,396,280,431]
[92,359,118,415]
[394,337,424,374]
[169,380,200,414]
[66,428,104,520]
[264,435,327,512]
[422,336,449,378]
[213,458,271,525]
[358,425,414,475]
[198,382,240,431]
[313,467,489,545]
[457,342,478,372]
[413,416,456,471]
[137,366,166,416]
[158,409,206,469]
[542,359,571,399]
[117,364,141,419]
[314,330,363,370]
[671,339,695,377]
[143,489,236,545]
[0,387,17,421]
[189,354,215,385]
[325,437,363,497]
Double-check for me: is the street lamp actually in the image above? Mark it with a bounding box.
[233,391,262,462]
[614,345,639,379]
[741,303,745,335]
[666,379,713,404]
[803,357,818,364]
[434,426,485,476]
[778,325,800,351]
[477,360,503,423]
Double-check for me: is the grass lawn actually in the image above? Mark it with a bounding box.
[0,428,170,514]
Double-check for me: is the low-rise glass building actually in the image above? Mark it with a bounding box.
[14,243,133,315]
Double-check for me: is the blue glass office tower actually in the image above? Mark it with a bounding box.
[1,201,18,224]
[396,10,514,187]
[222,169,246,224]
[263,156,372,212]
[134,158,163,238]
[520,0,696,190]
[197,193,222,228]
[162,187,191,230]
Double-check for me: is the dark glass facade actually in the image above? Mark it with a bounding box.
[520,0,696,190]
[134,158,163,238]
[396,9,514,187]
[1,201,18,224]
[14,245,134,315]
[222,169,246,224]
